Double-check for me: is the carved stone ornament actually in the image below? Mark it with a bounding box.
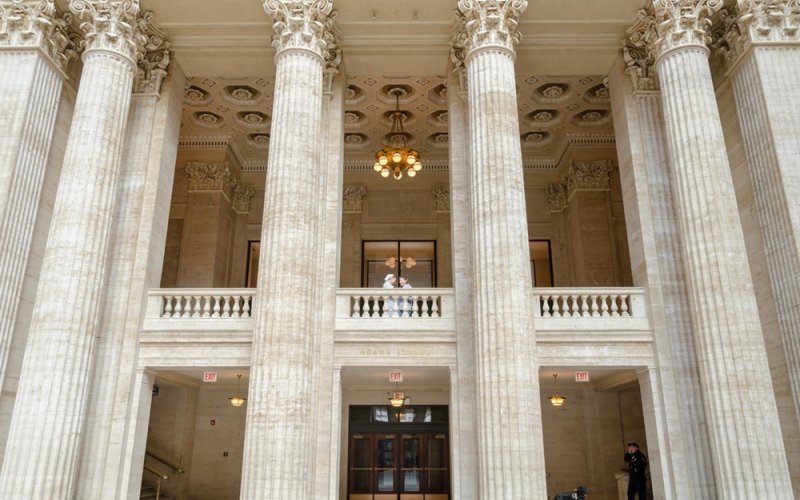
[69,0,146,63]
[133,10,170,94]
[342,184,367,213]
[545,182,567,213]
[233,183,255,214]
[622,9,660,91]
[0,0,78,73]
[432,185,450,212]
[564,159,614,199]
[454,0,528,57]
[262,0,338,62]
[185,161,238,201]
[650,0,724,59]
[716,1,800,67]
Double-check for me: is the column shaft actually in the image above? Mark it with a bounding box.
[240,49,324,499]
[0,48,134,498]
[0,51,63,393]
[466,46,545,499]
[657,46,791,495]
[731,46,800,428]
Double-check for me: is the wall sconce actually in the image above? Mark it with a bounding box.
[229,373,246,407]
[548,373,566,407]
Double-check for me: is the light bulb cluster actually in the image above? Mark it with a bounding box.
[373,146,423,180]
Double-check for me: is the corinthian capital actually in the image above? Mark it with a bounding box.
[454,0,528,56]
[262,0,339,62]
[133,10,170,94]
[737,0,800,43]
[69,0,144,63]
[650,0,724,59]
[0,0,78,72]
[623,9,660,91]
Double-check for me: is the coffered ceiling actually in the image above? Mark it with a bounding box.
[158,0,642,172]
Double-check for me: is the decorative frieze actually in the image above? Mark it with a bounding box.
[0,0,78,72]
[649,0,723,59]
[69,0,145,62]
[133,10,170,94]
[342,184,366,213]
[454,0,527,55]
[432,184,450,212]
[262,0,337,59]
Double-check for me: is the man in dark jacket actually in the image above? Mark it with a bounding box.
[624,442,648,500]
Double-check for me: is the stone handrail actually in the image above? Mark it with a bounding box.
[145,289,255,319]
[335,288,455,319]
[532,287,646,318]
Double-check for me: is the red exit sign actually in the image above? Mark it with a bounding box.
[575,371,590,382]
[389,371,403,382]
[203,371,218,382]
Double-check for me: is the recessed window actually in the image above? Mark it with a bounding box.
[362,241,436,288]
[245,241,260,287]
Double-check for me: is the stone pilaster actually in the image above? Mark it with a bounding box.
[648,0,792,495]
[240,1,338,498]
[610,35,715,496]
[453,1,546,498]
[0,1,145,497]
[0,0,75,414]
[716,4,800,483]
[445,68,479,500]
[76,24,179,499]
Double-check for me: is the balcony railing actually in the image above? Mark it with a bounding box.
[145,289,255,319]
[335,288,454,319]
[532,287,650,331]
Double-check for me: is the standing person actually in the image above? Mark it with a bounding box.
[383,274,397,317]
[398,276,413,316]
[624,442,648,500]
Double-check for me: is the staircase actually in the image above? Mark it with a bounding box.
[140,483,175,500]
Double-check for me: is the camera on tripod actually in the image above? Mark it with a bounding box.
[553,485,588,500]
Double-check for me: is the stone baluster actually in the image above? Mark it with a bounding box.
[647,0,792,495]
[452,1,546,497]
[0,0,75,429]
[0,0,146,497]
[239,1,338,498]
[716,0,800,475]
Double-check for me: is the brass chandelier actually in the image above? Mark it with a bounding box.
[373,88,422,180]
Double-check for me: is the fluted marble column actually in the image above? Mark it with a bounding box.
[0,0,75,408]
[453,1,546,498]
[718,0,800,456]
[648,0,792,495]
[75,18,177,499]
[240,1,338,498]
[0,0,145,497]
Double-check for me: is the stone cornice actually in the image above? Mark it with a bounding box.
[342,184,366,213]
[262,0,338,63]
[650,0,724,60]
[0,0,78,74]
[432,185,450,213]
[133,10,170,94]
[69,0,145,64]
[454,0,527,59]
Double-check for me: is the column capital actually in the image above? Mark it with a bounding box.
[133,10,170,94]
[432,184,450,213]
[0,0,78,72]
[233,183,255,214]
[715,1,800,70]
[342,184,366,213]
[622,9,660,91]
[186,161,237,199]
[453,0,527,59]
[69,0,144,63]
[262,0,340,64]
[545,182,567,213]
[650,0,724,60]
